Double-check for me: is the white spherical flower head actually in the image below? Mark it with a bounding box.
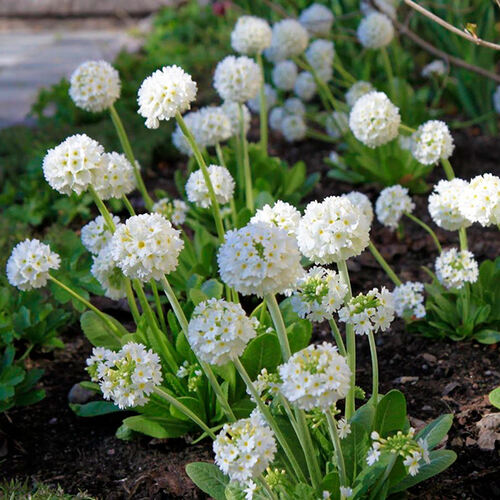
[196,106,232,147]
[217,222,303,297]
[346,80,375,107]
[342,191,374,226]
[137,65,197,129]
[294,72,317,102]
[214,56,262,103]
[152,198,188,226]
[272,60,298,91]
[281,114,307,143]
[269,107,286,131]
[284,97,306,117]
[393,282,426,320]
[186,165,235,209]
[422,60,446,78]
[187,299,257,366]
[361,0,399,18]
[247,84,277,113]
[42,134,104,195]
[6,239,60,291]
[87,342,162,409]
[221,101,251,137]
[460,173,500,227]
[411,120,454,165]
[250,200,301,236]
[428,179,471,231]
[435,248,479,290]
[297,196,371,264]
[326,111,349,139]
[214,412,277,482]
[93,152,137,200]
[299,3,334,37]
[69,60,120,112]
[398,135,413,151]
[231,15,272,55]
[266,19,309,62]
[349,91,400,148]
[493,86,500,114]
[290,266,348,322]
[305,39,335,82]
[81,214,120,254]
[279,342,351,410]
[338,287,395,335]
[357,12,394,49]
[375,185,415,229]
[111,213,183,282]
[91,244,127,300]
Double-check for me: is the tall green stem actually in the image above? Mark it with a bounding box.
[109,104,153,210]
[122,194,136,216]
[367,331,379,406]
[125,280,141,324]
[459,228,468,251]
[325,411,348,488]
[89,186,116,232]
[441,158,455,180]
[239,104,254,212]
[405,212,442,253]
[215,142,226,167]
[256,52,268,153]
[306,129,338,143]
[295,409,322,488]
[329,319,347,357]
[381,47,396,100]
[368,241,402,286]
[264,294,291,361]
[160,275,189,333]
[151,280,168,335]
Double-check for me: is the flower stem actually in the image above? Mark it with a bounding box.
[404,212,442,253]
[399,123,416,133]
[325,411,348,488]
[333,56,356,85]
[370,453,397,499]
[306,129,338,143]
[367,331,379,406]
[125,280,141,324]
[200,360,236,423]
[368,241,402,286]
[459,227,468,251]
[89,186,116,232]
[256,52,268,153]
[441,158,455,180]
[160,275,189,333]
[295,408,322,488]
[109,104,153,210]
[176,112,225,242]
[151,280,168,335]
[329,318,347,357]
[239,103,254,212]
[215,142,226,167]
[122,194,136,216]
[258,475,277,500]
[264,294,291,361]
[381,47,396,100]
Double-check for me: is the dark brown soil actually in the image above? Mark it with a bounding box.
[1,129,499,499]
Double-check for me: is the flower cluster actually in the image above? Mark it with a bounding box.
[186,165,235,208]
[231,15,272,55]
[349,92,400,148]
[422,60,446,78]
[297,196,371,264]
[91,244,127,300]
[81,215,119,254]
[111,213,183,282]
[272,60,298,91]
[222,101,251,137]
[461,173,500,227]
[138,65,197,129]
[305,39,335,82]
[196,106,233,147]
[152,198,188,226]
[342,191,374,225]
[86,343,162,409]
[290,266,348,322]
[345,80,375,107]
[279,342,351,410]
[6,239,60,291]
[217,222,303,297]
[250,200,301,236]
[411,120,454,165]
[299,3,334,37]
[93,152,137,200]
[294,72,317,101]
[393,282,426,319]
[338,287,395,335]
[176,360,203,392]
[281,114,307,142]
[265,19,309,62]
[69,60,121,112]
[357,12,394,49]
[187,299,257,366]
[214,411,277,483]
[247,84,277,113]
[249,368,281,402]
[435,248,479,289]
[375,185,415,229]
[428,179,471,231]
[214,56,262,103]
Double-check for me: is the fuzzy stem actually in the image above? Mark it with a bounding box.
[325,411,348,487]
[151,280,168,335]
[459,228,468,251]
[367,331,379,406]
[256,52,268,153]
[264,294,291,361]
[405,212,442,253]
[122,194,136,216]
[89,186,116,232]
[329,319,347,357]
[399,123,416,133]
[239,103,254,212]
[440,158,455,180]
[368,241,402,286]
[125,280,141,324]
[295,408,322,488]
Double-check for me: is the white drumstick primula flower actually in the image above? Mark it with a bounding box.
[342,191,374,226]
[294,72,317,101]
[214,56,262,103]
[93,152,137,200]
[272,60,298,91]
[265,19,309,62]
[428,179,471,231]
[357,12,394,49]
[411,120,454,165]
[269,107,286,131]
[221,101,251,137]
[231,15,272,55]
[422,60,446,78]
[81,214,120,255]
[461,173,500,227]
[250,200,301,236]
[284,97,306,117]
[186,165,235,208]
[305,39,335,82]
[195,106,232,147]
[152,198,188,226]
[91,244,127,300]
[375,185,414,229]
[172,111,200,156]
[435,248,479,290]
[326,111,349,139]
[393,282,426,319]
[299,3,334,37]
[281,114,307,142]
[247,84,277,113]
[345,80,374,107]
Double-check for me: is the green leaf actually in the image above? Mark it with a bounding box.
[241,333,281,380]
[70,401,121,417]
[474,329,500,344]
[185,462,229,500]
[287,321,312,354]
[415,414,453,449]
[351,401,375,431]
[488,387,500,409]
[123,415,191,439]
[189,288,208,306]
[341,421,370,482]
[169,396,206,422]
[80,311,124,349]
[200,279,223,299]
[231,398,255,419]
[374,390,407,436]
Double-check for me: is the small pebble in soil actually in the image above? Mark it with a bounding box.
[68,383,95,404]
[49,417,57,425]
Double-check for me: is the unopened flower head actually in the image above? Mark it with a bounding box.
[422,59,446,78]
[187,298,257,366]
[42,134,104,195]
[375,185,414,229]
[186,165,235,208]
[493,86,500,114]
[231,15,272,55]
[111,213,183,281]
[393,282,426,319]
[69,60,120,112]
[265,19,309,62]
[297,196,371,264]
[342,191,374,225]
[357,12,394,49]
[247,84,277,113]
[81,214,120,254]
[269,107,286,131]
[461,173,500,227]
[221,101,251,137]
[345,80,374,107]
[349,91,400,148]
[272,60,298,91]
[305,39,335,82]
[326,111,349,139]
[93,152,137,200]
[91,244,127,300]
[87,342,162,409]
[214,412,277,482]
[138,66,197,129]
[339,287,395,335]
[290,266,348,321]
[217,222,303,297]
[284,97,306,117]
[250,200,301,236]
[214,56,262,103]
[279,342,351,410]
[411,120,454,165]
[281,114,307,142]
[6,239,60,291]
[299,3,334,37]
[152,198,188,226]
[435,248,479,289]
[294,72,317,101]
[428,179,471,231]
